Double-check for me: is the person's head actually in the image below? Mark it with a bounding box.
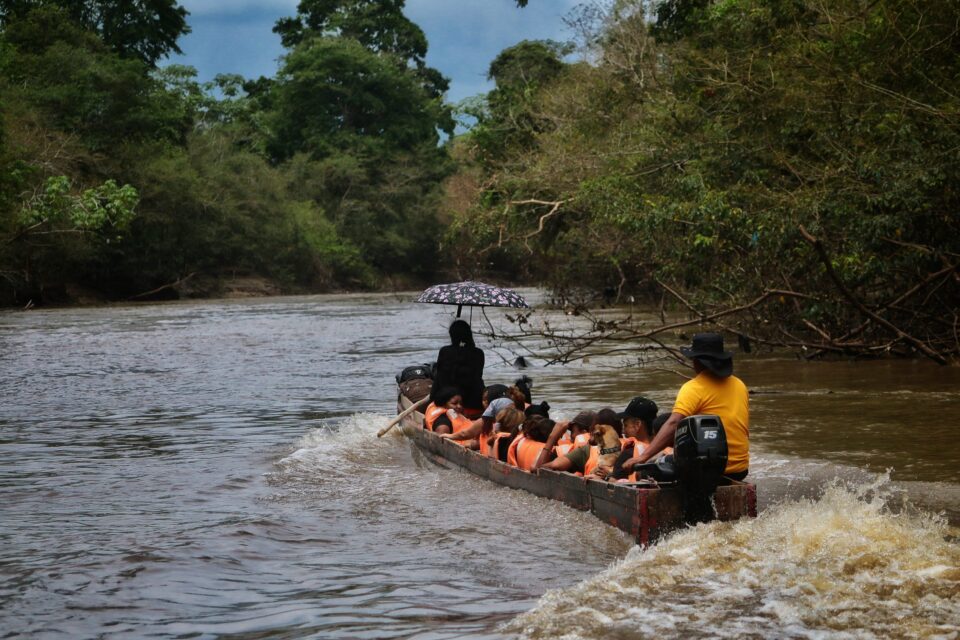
[449,320,475,348]
[569,411,597,437]
[618,396,658,442]
[680,332,733,378]
[483,384,508,406]
[651,413,671,438]
[434,386,463,411]
[514,375,533,404]
[495,406,525,436]
[522,415,555,443]
[505,385,526,409]
[525,401,550,419]
[595,408,623,437]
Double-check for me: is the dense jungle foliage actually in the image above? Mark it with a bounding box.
[0,0,452,304]
[450,0,959,362]
[0,0,956,360]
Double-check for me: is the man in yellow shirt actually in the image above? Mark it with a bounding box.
[621,333,750,479]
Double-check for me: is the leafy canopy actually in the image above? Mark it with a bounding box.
[0,0,190,65]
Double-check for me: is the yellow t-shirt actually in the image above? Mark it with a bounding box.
[673,372,750,473]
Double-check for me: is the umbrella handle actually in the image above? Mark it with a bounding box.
[457,304,462,318]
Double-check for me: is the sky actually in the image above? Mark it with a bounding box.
[169,0,582,104]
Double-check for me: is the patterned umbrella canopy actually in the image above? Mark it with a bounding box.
[415,281,529,316]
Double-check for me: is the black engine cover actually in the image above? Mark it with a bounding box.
[673,415,728,523]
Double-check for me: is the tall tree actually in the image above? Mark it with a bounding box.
[0,0,189,65]
[274,0,447,97]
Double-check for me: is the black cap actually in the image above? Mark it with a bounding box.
[617,396,658,426]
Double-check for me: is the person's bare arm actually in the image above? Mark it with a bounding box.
[440,417,485,440]
[540,455,574,473]
[533,421,569,470]
[620,412,684,468]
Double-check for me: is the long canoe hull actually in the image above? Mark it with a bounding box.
[397,391,757,545]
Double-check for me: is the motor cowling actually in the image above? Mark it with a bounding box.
[674,414,728,523]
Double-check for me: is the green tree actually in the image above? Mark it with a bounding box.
[269,37,451,160]
[0,7,190,149]
[0,0,189,65]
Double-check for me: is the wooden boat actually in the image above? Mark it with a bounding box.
[396,389,757,545]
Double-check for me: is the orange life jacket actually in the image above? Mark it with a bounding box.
[506,436,523,467]
[584,446,600,476]
[425,403,473,436]
[450,413,473,435]
[555,442,575,457]
[487,432,512,460]
[516,438,546,471]
[478,432,489,456]
[424,403,446,431]
[573,432,592,447]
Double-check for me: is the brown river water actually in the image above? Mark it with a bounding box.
[1,292,958,639]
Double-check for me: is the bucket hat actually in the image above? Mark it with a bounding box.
[680,332,733,377]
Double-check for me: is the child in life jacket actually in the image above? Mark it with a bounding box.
[506,415,556,471]
[486,406,524,460]
[442,384,525,448]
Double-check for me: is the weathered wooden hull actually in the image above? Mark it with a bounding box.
[397,391,757,545]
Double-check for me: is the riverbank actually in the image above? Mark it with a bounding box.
[4,272,455,309]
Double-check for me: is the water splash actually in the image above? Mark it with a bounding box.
[506,475,960,639]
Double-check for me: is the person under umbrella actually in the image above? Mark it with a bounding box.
[431,320,485,418]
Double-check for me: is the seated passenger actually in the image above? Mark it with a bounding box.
[553,411,597,457]
[537,439,602,478]
[506,415,556,471]
[441,384,525,447]
[531,410,596,471]
[424,387,474,437]
[610,396,659,480]
[524,401,550,419]
[514,375,534,405]
[485,406,525,460]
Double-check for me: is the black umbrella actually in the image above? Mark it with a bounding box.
[415,281,529,317]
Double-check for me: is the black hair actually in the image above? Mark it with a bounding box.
[449,320,475,348]
[651,413,671,437]
[514,375,533,404]
[434,386,462,407]
[485,384,508,402]
[523,415,555,443]
[524,401,550,419]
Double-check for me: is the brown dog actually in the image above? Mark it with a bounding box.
[590,423,623,477]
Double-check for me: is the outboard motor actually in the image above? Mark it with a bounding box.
[673,414,728,524]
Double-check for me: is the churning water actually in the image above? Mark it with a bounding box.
[1,292,958,638]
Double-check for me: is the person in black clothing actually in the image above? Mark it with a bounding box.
[431,320,485,417]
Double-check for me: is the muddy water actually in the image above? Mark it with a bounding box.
[1,292,958,638]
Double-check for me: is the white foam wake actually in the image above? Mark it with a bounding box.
[506,474,960,639]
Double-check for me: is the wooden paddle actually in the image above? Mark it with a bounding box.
[377,396,430,438]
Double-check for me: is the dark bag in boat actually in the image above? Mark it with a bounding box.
[396,364,433,384]
[399,378,432,404]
